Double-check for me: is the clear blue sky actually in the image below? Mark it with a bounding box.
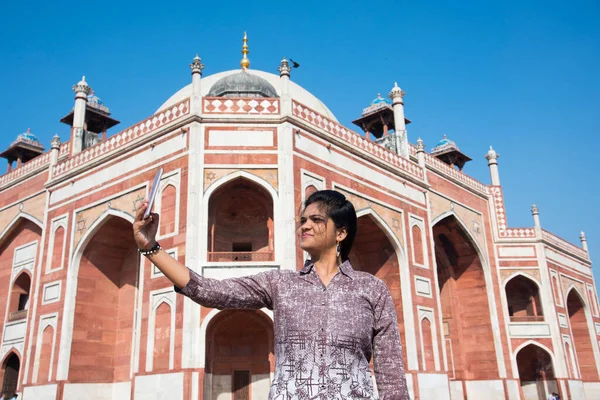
[1,1,598,280]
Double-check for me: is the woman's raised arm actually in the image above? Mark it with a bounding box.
[132,200,275,310]
[133,201,190,289]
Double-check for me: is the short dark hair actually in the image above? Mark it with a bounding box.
[304,190,357,262]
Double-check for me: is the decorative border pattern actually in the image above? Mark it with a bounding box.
[203,97,279,114]
[488,186,536,238]
[292,100,424,180]
[52,98,190,177]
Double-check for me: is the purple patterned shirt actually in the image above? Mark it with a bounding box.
[176,259,409,399]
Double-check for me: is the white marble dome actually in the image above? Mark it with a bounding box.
[157,69,338,122]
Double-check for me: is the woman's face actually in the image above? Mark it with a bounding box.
[297,202,338,256]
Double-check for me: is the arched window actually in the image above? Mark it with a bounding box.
[8,273,31,321]
[205,310,273,400]
[505,275,543,322]
[207,178,274,262]
[516,344,558,399]
[1,352,20,396]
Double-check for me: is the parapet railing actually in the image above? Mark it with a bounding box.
[292,100,424,181]
[51,98,191,178]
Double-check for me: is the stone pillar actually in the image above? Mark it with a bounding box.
[71,76,91,155]
[532,204,542,237]
[416,137,426,167]
[190,55,204,114]
[388,83,408,158]
[50,134,61,166]
[485,146,500,186]
[580,231,588,252]
[278,57,292,116]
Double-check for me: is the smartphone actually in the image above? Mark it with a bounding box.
[143,168,164,219]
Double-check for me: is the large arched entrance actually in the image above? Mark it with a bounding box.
[433,215,497,380]
[516,344,557,400]
[1,352,20,396]
[207,178,274,262]
[68,215,138,383]
[567,289,598,381]
[349,213,406,365]
[205,310,274,400]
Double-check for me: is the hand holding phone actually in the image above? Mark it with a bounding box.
[144,168,164,219]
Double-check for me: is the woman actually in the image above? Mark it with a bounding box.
[134,190,409,399]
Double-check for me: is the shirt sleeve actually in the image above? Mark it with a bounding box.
[175,267,276,310]
[372,282,410,400]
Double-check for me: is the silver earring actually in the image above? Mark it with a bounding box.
[336,242,341,258]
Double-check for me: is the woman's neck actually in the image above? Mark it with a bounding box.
[310,249,340,278]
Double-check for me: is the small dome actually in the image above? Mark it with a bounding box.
[208,71,279,98]
[87,90,110,113]
[431,134,459,153]
[17,128,40,143]
[371,93,391,106]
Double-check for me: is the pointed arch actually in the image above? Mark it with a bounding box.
[205,170,278,201]
[198,308,274,367]
[205,173,276,263]
[0,212,43,247]
[514,341,558,399]
[432,211,487,266]
[204,309,274,400]
[566,286,599,380]
[432,211,506,379]
[7,270,32,320]
[157,174,180,239]
[353,208,418,370]
[153,301,173,371]
[514,340,556,366]
[56,208,137,381]
[0,350,21,396]
[0,349,21,368]
[420,316,435,371]
[503,272,544,322]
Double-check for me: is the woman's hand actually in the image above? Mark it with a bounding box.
[133,200,159,250]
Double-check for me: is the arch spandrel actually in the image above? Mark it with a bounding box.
[72,187,146,251]
[335,188,405,249]
[204,168,278,193]
[429,192,486,252]
[500,269,540,285]
[0,193,45,241]
[561,276,587,306]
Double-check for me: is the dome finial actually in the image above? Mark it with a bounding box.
[190,54,204,75]
[241,31,250,70]
[278,56,291,78]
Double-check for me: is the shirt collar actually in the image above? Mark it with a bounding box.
[300,259,355,279]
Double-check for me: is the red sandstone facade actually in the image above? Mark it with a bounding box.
[0,55,597,400]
